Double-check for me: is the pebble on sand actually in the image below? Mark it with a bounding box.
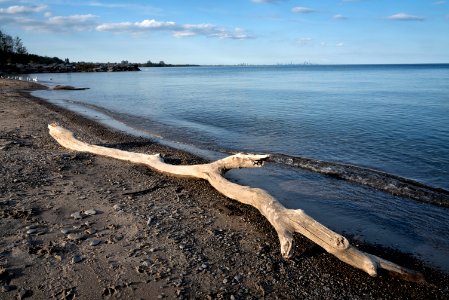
[72,255,82,264]
[70,211,82,220]
[89,239,101,246]
[85,228,96,235]
[61,228,72,234]
[67,233,85,241]
[84,209,97,216]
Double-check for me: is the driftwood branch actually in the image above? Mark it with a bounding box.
[48,123,424,282]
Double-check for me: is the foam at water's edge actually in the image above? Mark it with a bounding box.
[271,154,449,208]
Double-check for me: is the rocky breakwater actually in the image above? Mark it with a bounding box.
[1,62,140,75]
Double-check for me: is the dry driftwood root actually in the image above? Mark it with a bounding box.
[48,123,424,282]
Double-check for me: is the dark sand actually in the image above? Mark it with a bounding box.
[0,79,448,299]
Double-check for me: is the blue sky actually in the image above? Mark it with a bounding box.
[1,0,448,64]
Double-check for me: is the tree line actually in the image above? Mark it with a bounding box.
[139,60,199,68]
[1,29,196,73]
[0,29,63,66]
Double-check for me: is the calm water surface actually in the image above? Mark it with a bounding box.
[32,64,449,271]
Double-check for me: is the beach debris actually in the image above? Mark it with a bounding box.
[48,123,425,282]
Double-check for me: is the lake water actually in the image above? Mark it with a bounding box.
[32,64,449,272]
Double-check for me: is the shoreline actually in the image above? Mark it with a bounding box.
[1,79,448,299]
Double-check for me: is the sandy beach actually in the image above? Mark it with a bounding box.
[0,78,448,299]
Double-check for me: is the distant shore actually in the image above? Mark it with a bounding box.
[0,78,448,299]
[0,61,202,76]
[0,62,140,75]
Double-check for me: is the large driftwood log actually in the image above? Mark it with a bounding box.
[48,123,424,282]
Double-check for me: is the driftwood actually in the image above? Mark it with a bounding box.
[52,85,90,91]
[48,123,424,282]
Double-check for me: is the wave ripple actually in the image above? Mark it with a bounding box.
[272,154,449,208]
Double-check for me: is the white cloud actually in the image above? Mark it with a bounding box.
[387,13,425,21]
[251,0,286,3]
[1,5,251,40]
[96,19,176,32]
[291,7,316,14]
[433,1,446,4]
[96,19,251,40]
[173,23,213,37]
[336,42,344,47]
[0,5,47,14]
[333,14,348,20]
[15,14,98,32]
[49,14,97,25]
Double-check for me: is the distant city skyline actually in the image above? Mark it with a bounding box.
[1,0,448,65]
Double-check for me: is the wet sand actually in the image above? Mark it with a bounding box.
[0,78,448,299]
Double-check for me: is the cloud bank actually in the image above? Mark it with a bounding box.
[0,5,46,14]
[97,20,250,39]
[0,4,251,39]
